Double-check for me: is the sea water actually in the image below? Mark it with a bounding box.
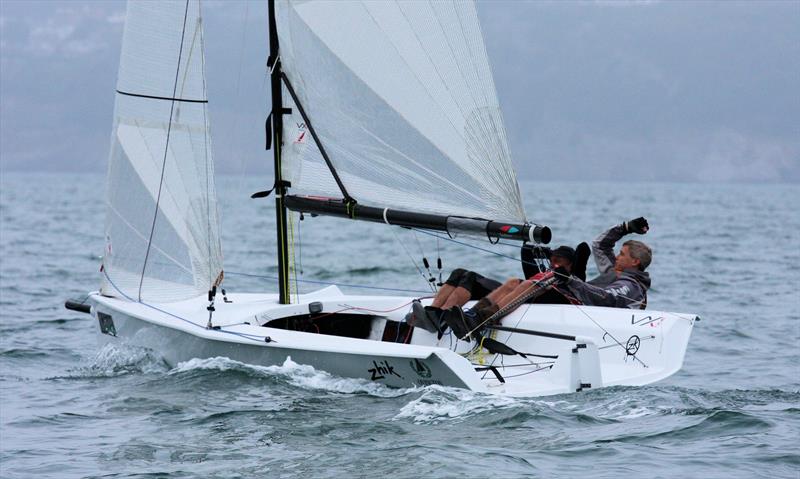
[1,172,798,478]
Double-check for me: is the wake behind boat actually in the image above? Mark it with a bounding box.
[66,0,696,397]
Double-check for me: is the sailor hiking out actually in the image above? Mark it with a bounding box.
[556,217,652,310]
[409,217,653,340]
[407,243,582,336]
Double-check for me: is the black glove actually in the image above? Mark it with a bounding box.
[624,217,649,235]
[552,266,571,286]
[572,242,590,282]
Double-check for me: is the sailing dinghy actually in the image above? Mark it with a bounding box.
[65,0,697,397]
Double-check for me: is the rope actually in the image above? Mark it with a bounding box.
[388,226,436,293]
[481,293,534,380]
[224,271,432,295]
[412,228,524,263]
[552,288,650,368]
[296,215,304,275]
[102,270,421,347]
[436,235,443,285]
[465,275,558,339]
[288,211,299,302]
[102,269,269,345]
[411,229,434,284]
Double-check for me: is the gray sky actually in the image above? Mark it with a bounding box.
[1,0,798,182]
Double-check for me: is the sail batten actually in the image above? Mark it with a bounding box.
[277,0,526,223]
[101,0,223,303]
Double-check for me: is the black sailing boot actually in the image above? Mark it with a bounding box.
[440,301,500,341]
[440,306,475,340]
[422,306,449,338]
[405,300,441,334]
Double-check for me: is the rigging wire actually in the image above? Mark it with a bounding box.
[388,227,437,293]
[480,296,533,380]
[411,229,437,290]
[224,271,432,295]
[104,270,417,346]
[288,211,300,303]
[412,228,523,264]
[296,213,304,275]
[436,235,443,286]
[103,269,269,344]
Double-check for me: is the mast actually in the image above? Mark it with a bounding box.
[268,0,291,304]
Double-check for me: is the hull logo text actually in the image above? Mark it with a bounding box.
[368,360,402,380]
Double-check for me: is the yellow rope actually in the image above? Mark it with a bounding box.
[476,336,487,365]
[460,327,498,365]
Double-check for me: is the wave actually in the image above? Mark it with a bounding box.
[169,356,414,397]
[52,343,170,380]
[592,409,772,445]
[1,347,57,360]
[394,386,531,423]
[392,385,800,424]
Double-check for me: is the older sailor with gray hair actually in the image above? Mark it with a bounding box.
[555,217,652,309]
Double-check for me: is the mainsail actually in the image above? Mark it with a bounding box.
[101,0,223,303]
[276,0,526,223]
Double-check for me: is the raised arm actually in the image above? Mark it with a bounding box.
[592,224,626,274]
[592,217,649,274]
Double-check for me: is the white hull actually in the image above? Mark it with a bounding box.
[88,286,696,397]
